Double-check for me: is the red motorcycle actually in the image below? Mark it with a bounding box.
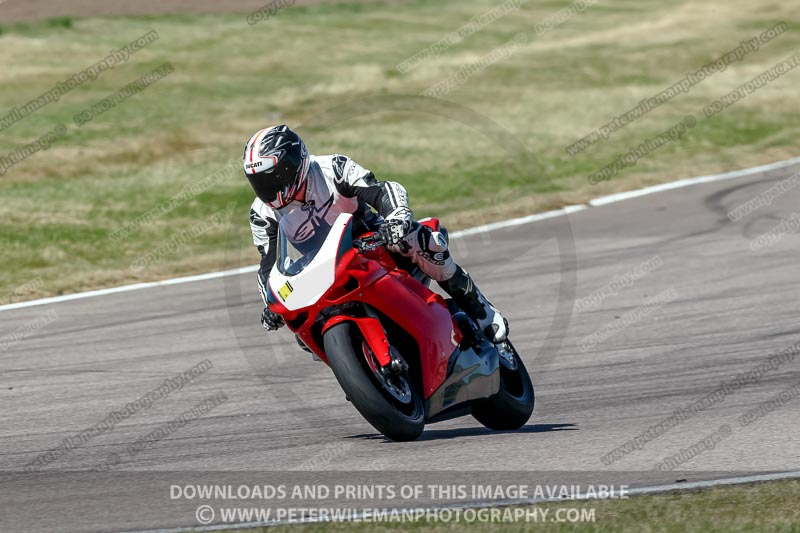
[266,212,534,441]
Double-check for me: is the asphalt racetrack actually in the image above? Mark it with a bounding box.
[2,161,800,531]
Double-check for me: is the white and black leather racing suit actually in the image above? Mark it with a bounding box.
[250,154,508,343]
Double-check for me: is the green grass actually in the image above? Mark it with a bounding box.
[1,0,799,300]
[218,480,800,532]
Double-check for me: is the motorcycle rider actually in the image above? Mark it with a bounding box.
[246,125,508,344]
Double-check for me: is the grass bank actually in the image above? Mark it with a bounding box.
[1,0,799,300]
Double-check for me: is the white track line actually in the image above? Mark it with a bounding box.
[3,155,799,314]
[120,470,800,533]
[449,204,588,238]
[0,205,583,313]
[588,155,800,206]
[0,265,259,313]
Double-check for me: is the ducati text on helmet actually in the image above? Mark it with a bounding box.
[243,125,310,209]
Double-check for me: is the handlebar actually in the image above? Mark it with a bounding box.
[353,232,386,252]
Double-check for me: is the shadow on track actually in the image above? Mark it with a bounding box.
[347,423,578,443]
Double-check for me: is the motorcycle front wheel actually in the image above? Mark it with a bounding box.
[323,322,425,441]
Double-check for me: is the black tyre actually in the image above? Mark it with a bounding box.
[472,340,534,430]
[323,322,425,441]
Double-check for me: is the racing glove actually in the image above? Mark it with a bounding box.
[261,307,284,331]
[379,207,413,247]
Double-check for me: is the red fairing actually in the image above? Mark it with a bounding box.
[370,274,456,397]
[270,219,461,399]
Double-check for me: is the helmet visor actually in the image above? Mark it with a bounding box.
[247,173,282,204]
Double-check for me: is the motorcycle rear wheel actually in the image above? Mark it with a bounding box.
[323,322,425,441]
[471,340,534,430]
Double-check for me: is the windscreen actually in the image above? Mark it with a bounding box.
[276,210,336,276]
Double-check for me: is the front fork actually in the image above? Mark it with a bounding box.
[322,309,397,369]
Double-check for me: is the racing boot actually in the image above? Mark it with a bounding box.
[440,266,508,343]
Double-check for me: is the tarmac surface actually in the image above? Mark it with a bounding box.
[2,162,800,531]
